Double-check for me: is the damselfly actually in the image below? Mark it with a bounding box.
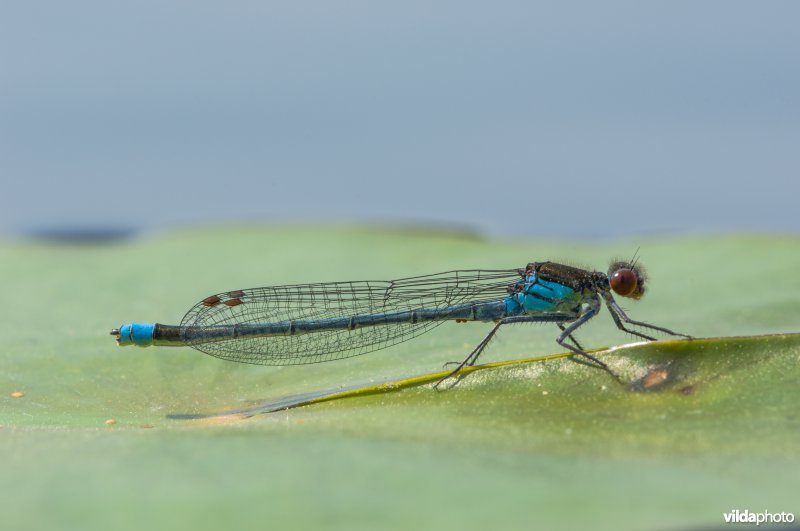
[111,259,690,387]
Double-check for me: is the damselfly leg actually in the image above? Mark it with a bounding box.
[557,322,583,350]
[602,293,693,341]
[433,313,584,390]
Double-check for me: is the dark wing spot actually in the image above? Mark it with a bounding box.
[224,298,243,307]
[202,295,222,307]
[228,290,246,298]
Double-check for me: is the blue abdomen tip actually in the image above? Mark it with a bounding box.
[117,323,156,347]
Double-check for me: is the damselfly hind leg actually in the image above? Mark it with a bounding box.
[433,313,579,391]
[434,321,504,391]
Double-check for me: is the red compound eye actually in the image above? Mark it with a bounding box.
[610,269,637,297]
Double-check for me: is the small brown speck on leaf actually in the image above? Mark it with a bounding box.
[10,391,24,398]
[141,424,155,429]
[642,368,669,389]
[105,419,117,425]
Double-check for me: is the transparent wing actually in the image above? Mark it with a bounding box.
[179,269,523,365]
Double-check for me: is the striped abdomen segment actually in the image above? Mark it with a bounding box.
[181,300,510,344]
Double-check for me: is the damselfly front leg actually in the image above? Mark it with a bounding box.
[602,292,692,341]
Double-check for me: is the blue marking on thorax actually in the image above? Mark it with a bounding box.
[504,296,523,316]
[508,273,575,313]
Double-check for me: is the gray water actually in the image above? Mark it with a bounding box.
[2,2,798,240]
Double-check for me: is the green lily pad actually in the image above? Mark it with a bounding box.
[1,227,798,530]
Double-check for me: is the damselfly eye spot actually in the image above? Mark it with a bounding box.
[610,269,637,297]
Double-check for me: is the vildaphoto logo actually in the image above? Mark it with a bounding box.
[723,509,795,525]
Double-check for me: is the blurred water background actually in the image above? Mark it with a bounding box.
[1,1,798,240]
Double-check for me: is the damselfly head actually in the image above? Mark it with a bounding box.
[607,260,647,299]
